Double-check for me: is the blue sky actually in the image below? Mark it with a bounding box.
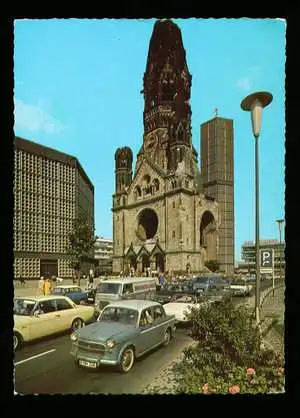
[14,18,286,261]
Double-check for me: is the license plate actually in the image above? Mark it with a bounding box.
[79,360,97,368]
[88,297,93,301]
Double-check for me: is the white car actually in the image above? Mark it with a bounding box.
[13,295,95,351]
[230,282,253,297]
[163,295,213,323]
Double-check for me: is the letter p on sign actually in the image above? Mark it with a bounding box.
[260,249,273,268]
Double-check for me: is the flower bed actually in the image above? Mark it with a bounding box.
[174,296,285,394]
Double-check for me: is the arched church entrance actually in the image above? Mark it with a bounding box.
[142,254,150,273]
[155,253,165,273]
[129,256,137,271]
[200,211,217,261]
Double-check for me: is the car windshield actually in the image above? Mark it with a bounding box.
[99,307,138,325]
[194,277,209,283]
[97,283,121,294]
[14,299,36,316]
[53,288,64,293]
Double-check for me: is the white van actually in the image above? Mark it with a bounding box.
[94,277,157,314]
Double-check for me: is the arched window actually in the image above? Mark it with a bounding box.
[177,126,184,143]
[143,175,152,195]
[135,186,142,199]
[152,179,160,192]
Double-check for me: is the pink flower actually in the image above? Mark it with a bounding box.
[246,368,256,376]
[229,385,240,394]
[202,383,209,393]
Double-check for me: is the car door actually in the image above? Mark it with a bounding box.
[137,307,159,354]
[152,305,167,343]
[29,299,58,340]
[55,298,77,331]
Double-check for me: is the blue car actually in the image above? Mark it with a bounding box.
[52,285,88,304]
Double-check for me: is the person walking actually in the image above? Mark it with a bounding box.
[88,274,94,290]
[39,276,45,296]
[44,278,52,296]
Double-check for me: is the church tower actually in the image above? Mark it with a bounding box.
[114,146,133,195]
[138,19,197,178]
[112,19,221,276]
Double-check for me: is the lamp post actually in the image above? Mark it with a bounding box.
[241,91,273,326]
[276,219,284,282]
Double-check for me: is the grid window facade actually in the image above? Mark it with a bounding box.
[13,138,94,279]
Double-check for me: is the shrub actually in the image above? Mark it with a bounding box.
[176,296,284,394]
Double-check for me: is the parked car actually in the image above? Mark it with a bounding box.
[163,294,223,323]
[70,299,176,373]
[191,275,230,294]
[154,284,191,304]
[13,295,95,350]
[52,285,88,304]
[229,281,253,297]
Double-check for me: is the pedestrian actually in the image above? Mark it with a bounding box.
[39,276,45,295]
[159,274,165,289]
[89,274,94,290]
[44,278,52,296]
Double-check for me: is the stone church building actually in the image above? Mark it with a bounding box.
[112,19,234,276]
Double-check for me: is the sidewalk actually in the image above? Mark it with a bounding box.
[13,278,102,298]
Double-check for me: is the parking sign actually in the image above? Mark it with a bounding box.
[260,249,273,268]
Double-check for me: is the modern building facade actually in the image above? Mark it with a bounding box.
[238,239,285,276]
[112,19,228,275]
[13,136,94,280]
[201,116,235,275]
[94,237,113,275]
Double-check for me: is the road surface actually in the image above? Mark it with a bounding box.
[14,327,192,395]
[14,281,272,395]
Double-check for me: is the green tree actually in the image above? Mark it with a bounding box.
[67,211,96,286]
[204,259,220,272]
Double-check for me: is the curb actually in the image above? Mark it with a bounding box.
[141,339,196,394]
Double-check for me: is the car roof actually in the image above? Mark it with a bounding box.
[106,299,161,311]
[97,277,156,284]
[14,295,74,301]
[53,285,81,289]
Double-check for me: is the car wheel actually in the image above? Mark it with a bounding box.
[71,318,84,332]
[14,332,21,351]
[118,347,135,373]
[162,328,171,347]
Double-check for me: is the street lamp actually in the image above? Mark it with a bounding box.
[276,219,284,282]
[241,91,273,326]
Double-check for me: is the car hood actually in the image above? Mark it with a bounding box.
[163,302,200,313]
[75,321,136,342]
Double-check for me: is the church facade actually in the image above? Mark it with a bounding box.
[112,19,231,276]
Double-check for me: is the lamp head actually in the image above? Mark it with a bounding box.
[241,91,273,138]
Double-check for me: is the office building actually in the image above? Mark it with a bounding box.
[13,136,94,280]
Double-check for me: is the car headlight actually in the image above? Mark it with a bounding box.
[105,339,116,349]
[70,333,78,342]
